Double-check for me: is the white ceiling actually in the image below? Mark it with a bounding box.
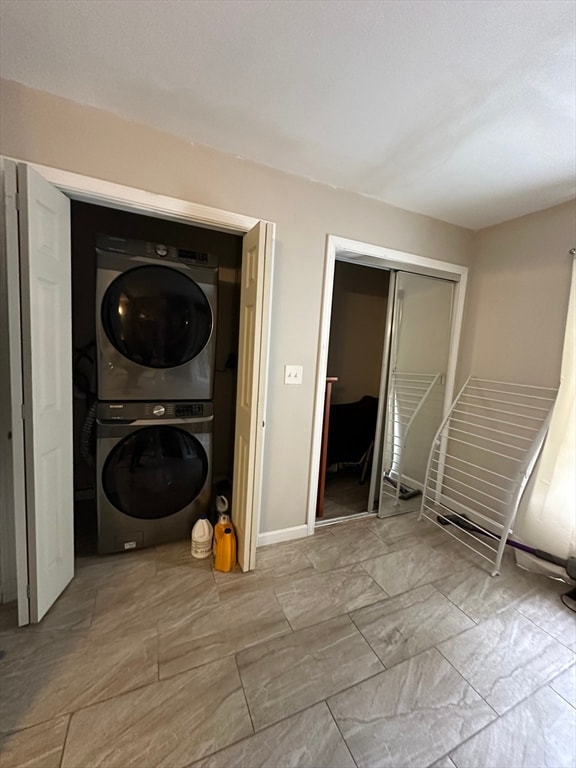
[1,0,575,229]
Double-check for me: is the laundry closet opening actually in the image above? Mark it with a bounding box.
[70,201,243,557]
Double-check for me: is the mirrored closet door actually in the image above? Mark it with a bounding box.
[376,271,455,517]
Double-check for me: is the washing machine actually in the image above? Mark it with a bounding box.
[96,235,218,401]
[96,400,213,554]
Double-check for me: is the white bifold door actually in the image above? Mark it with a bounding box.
[2,161,74,623]
[233,221,274,571]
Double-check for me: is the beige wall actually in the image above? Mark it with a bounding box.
[459,200,575,389]
[0,79,474,534]
[327,262,389,404]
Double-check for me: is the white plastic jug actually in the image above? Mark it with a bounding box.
[191,514,213,559]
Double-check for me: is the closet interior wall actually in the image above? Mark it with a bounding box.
[327,261,389,405]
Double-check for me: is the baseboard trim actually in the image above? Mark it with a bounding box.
[257,524,309,547]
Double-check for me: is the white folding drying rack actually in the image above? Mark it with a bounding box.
[419,377,558,575]
[382,371,442,506]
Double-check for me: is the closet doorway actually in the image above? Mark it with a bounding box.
[1,159,273,625]
[318,261,390,520]
[310,236,468,532]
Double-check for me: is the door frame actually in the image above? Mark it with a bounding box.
[1,156,274,606]
[307,234,468,534]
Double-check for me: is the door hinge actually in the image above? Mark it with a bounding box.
[14,192,20,211]
[21,403,26,420]
[26,584,30,599]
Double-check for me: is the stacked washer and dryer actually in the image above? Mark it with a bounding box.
[95,236,217,554]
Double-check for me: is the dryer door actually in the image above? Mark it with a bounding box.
[103,425,208,519]
[101,265,213,369]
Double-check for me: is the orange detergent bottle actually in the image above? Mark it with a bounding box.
[214,527,237,572]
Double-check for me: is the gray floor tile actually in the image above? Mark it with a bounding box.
[328,648,495,768]
[451,685,576,768]
[549,664,576,707]
[369,511,446,551]
[0,626,158,734]
[324,470,369,515]
[516,584,576,652]
[361,542,470,597]
[237,614,383,731]
[0,589,95,636]
[189,702,355,768]
[33,587,97,633]
[214,571,276,602]
[433,565,543,623]
[61,657,252,768]
[158,587,291,679]
[274,564,386,630]
[90,564,217,635]
[376,494,423,517]
[321,502,366,521]
[307,523,339,538]
[351,584,475,667]
[429,757,457,768]
[304,523,390,572]
[155,540,216,574]
[0,715,70,768]
[212,538,315,594]
[438,608,575,714]
[255,540,315,579]
[68,549,157,593]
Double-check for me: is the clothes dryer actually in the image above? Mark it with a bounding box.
[96,236,217,401]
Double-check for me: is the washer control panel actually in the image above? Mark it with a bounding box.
[98,401,213,421]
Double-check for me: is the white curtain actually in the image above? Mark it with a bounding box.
[515,254,576,580]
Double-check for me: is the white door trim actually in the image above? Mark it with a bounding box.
[6,158,260,234]
[1,155,274,605]
[307,234,468,535]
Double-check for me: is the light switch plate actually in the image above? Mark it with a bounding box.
[284,365,303,384]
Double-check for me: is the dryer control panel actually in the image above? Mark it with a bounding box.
[96,234,218,268]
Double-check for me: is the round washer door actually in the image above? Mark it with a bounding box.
[103,425,208,519]
[101,265,213,368]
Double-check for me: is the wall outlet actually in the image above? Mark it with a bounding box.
[284,365,303,384]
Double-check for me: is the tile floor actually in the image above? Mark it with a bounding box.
[322,467,370,520]
[321,466,422,522]
[0,512,575,768]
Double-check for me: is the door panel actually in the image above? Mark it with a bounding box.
[367,272,396,511]
[1,159,28,623]
[380,272,454,514]
[232,222,273,570]
[18,164,74,621]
